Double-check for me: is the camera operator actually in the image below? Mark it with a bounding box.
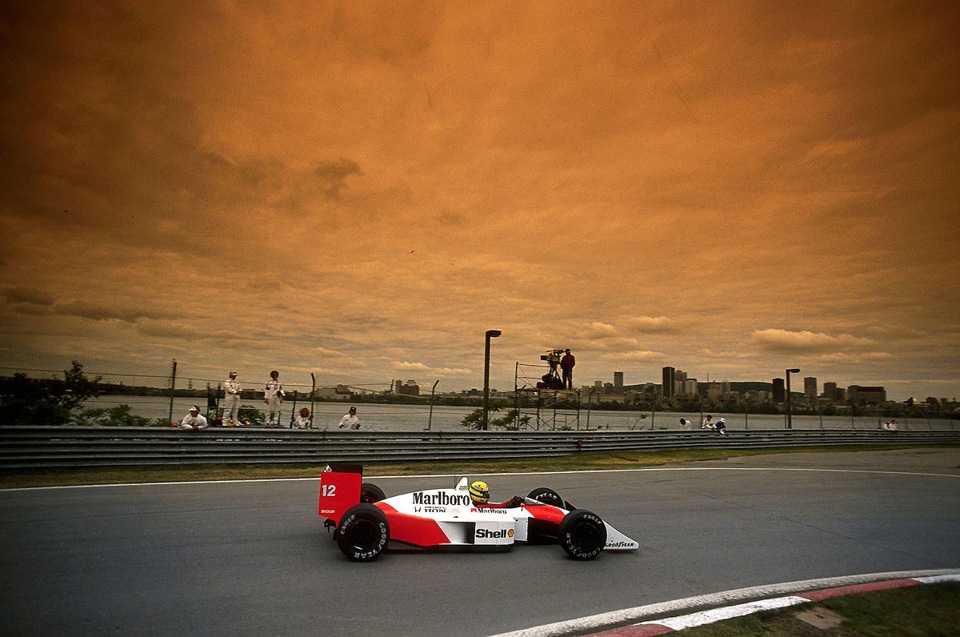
[560,349,575,389]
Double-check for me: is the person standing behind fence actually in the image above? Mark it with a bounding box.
[560,349,576,390]
[223,371,242,426]
[264,370,285,426]
[338,406,360,430]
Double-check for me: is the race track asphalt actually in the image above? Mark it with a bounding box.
[1,448,958,636]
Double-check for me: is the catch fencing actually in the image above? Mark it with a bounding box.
[2,427,959,470]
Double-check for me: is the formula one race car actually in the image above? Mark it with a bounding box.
[318,464,638,561]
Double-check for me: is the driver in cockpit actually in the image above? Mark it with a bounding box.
[469,480,524,508]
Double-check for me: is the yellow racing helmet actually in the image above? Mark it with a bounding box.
[469,480,490,504]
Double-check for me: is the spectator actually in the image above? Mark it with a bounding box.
[884,419,898,432]
[715,418,727,435]
[701,414,714,429]
[680,417,691,430]
[338,406,360,430]
[559,349,576,390]
[223,371,241,426]
[264,370,284,426]
[180,406,208,430]
[295,407,311,430]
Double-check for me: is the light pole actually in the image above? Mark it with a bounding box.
[483,330,501,430]
[426,379,439,430]
[785,368,800,429]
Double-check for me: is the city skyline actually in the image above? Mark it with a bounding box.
[1,2,959,402]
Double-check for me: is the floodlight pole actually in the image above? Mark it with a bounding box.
[786,368,800,429]
[483,330,501,430]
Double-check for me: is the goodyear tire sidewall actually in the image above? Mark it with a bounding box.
[337,503,389,561]
[560,510,606,560]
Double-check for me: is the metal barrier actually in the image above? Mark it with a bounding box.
[2,426,959,469]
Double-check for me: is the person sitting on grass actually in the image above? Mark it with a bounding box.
[180,406,208,430]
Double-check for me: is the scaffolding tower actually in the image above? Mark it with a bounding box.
[514,361,582,430]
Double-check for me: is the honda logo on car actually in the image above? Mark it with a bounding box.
[412,491,472,506]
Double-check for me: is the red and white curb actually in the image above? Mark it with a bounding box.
[488,569,960,637]
[590,574,960,636]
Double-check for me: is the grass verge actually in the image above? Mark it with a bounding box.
[0,444,952,489]
[670,581,960,636]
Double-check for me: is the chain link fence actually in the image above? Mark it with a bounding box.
[0,358,395,428]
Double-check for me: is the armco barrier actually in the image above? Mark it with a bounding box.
[2,426,959,469]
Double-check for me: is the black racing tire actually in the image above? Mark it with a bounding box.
[336,503,390,562]
[360,482,386,503]
[559,509,607,561]
[527,487,564,507]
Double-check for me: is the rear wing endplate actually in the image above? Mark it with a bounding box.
[318,463,363,526]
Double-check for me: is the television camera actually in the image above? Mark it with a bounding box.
[540,348,564,370]
[536,348,567,390]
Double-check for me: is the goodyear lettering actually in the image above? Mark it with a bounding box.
[412,491,472,506]
[605,541,635,549]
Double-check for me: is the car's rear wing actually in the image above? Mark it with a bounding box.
[318,463,363,526]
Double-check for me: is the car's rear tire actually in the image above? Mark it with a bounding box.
[527,487,564,507]
[360,482,385,503]
[559,509,606,560]
[336,503,389,561]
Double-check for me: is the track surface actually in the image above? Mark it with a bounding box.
[2,449,958,636]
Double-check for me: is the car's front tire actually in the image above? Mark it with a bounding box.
[336,503,389,561]
[527,487,566,508]
[559,509,606,560]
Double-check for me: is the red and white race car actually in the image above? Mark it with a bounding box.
[318,464,639,561]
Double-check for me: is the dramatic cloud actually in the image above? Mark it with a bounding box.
[3,287,54,306]
[0,1,958,400]
[54,302,172,323]
[620,316,677,334]
[750,329,875,353]
[314,158,363,200]
[392,361,472,376]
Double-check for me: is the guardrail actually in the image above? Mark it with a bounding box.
[2,426,959,469]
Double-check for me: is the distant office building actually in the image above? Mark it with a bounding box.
[678,378,698,397]
[662,367,676,399]
[772,378,785,402]
[675,370,688,396]
[317,384,354,399]
[804,377,817,400]
[822,382,839,401]
[706,383,723,400]
[395,380,420,396]
[614,371,624,393]
[847,385,886,406]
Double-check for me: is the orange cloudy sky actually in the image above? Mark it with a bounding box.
[1,1,958,400]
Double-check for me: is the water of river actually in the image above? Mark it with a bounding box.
[83,395,956,432]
